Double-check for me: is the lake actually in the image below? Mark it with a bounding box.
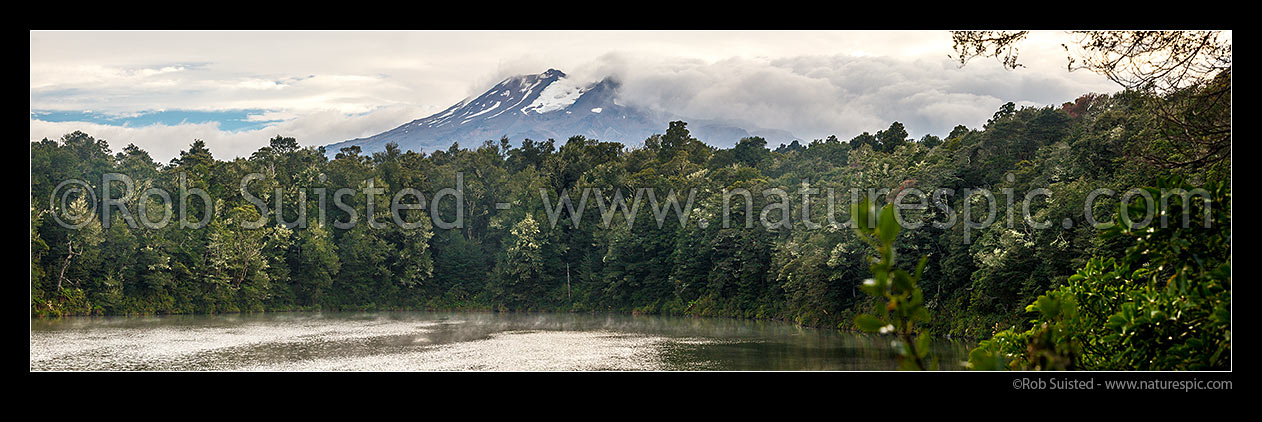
[30,312,973,371]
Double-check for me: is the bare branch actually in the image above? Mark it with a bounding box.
[950,31,1030,70]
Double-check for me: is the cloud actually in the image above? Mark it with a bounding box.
[30,65,414,116]
[30,104,432,162]
[29,64,188,90]
[566,52,1119,142]
[30,31,1124,158]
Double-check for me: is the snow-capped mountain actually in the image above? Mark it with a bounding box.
[326,69,796,155]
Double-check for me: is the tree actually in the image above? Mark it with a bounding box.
[290,224,340,306]
[656,121,711,164]
[334,223,392,308]
[659,121,690,160]
[951,30,1231,170]
[170,139,216,169]
[919,134,942,149]
[732,136,770,167]
[493,214,546,309]
[206,205,272,292]
[507,138,555,173]
[848,131,877,150]
[268,135,300,154]
[969,177,1230,370]
[773,140,804,154]
[988,102,1016,125]
[54,195,103,291]
[390,218,435,290]
[875,122,909,153]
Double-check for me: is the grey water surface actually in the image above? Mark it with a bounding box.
[30,312,972,371]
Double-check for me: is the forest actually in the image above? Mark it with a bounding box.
[30,35,1231,371]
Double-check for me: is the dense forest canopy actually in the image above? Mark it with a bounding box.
[31,52,1230,370]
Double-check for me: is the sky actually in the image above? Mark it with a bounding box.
[30,30,1123,161]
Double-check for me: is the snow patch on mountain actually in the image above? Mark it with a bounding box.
[466,101,500,119]
[522,77,587,114]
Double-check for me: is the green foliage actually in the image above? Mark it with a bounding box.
[851,200,935,370]
[289,224,340,305]
[28,81,1230,372]
[491,214,546,309]
[969,177,1230,370]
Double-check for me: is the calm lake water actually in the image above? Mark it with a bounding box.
[30,312,972,371]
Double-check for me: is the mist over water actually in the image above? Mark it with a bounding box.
[30,312,971,371]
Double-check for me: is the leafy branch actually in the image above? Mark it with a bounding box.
[851,199,935,370]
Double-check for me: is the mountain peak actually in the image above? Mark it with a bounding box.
[540,68,565,78]
[500,68,565,86]
[326,68,795,155]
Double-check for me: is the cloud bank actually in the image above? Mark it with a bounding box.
[30,31,1121,161]
[568,52,1114,143]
